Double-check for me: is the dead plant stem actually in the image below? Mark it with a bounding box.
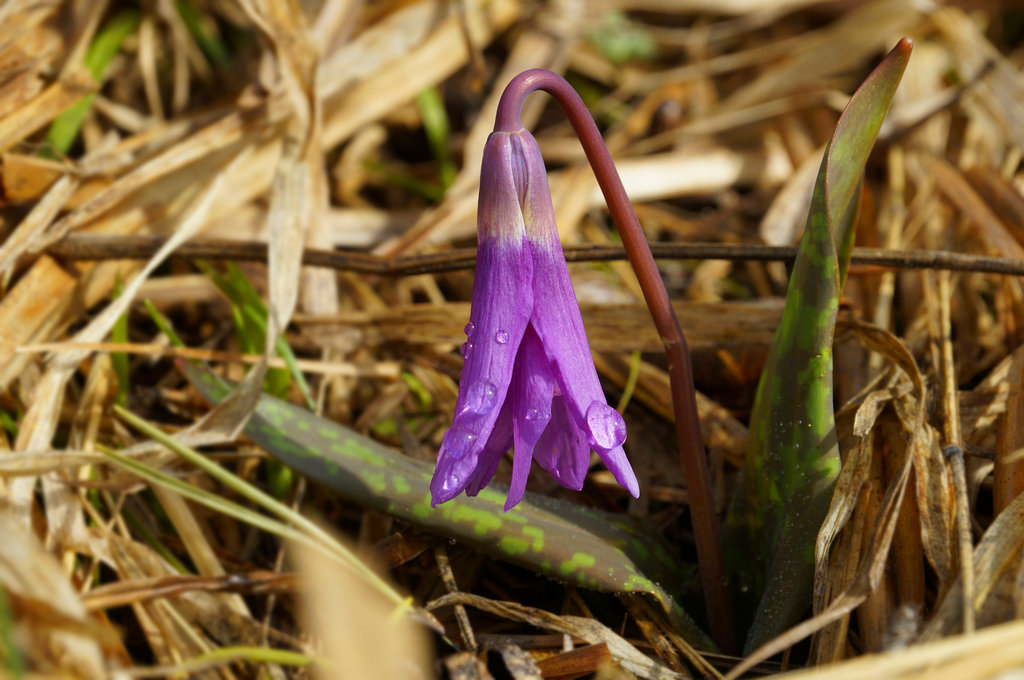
[45,234,1024,279]
[938,270,974,634]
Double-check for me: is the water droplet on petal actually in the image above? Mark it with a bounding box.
[442,426,478,460]
[525,408,541,422]
[586,401,627,450]
[460,342,474,358]
[441,472,462,492]
[464,380,498,415]
[495,330,509,344]
[464,322,475,337]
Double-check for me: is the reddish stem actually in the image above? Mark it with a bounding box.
[495,69,735,653]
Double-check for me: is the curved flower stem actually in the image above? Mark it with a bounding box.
[495,69,735,653]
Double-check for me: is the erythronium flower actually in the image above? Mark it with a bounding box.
[426,69,733,652]
[430,124,639,511]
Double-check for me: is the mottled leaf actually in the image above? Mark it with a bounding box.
[181,361,710,649]
[725,39,911,652]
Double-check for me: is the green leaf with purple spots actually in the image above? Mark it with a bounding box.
[724,39,911,652]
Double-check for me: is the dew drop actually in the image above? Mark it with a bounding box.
[442,426,478,460]
[586,401,627,450]
[464,322,475,337]
[464,380,498,415]
[460,342,474,358]
[524,408,541,422]
[494,330,510,344]
[441,472,462,493]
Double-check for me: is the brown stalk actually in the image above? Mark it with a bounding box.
[495,69,735,653]
[938,270,975,634]
[995,348,1024,514]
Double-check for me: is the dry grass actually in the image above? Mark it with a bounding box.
[0,0,1023,678]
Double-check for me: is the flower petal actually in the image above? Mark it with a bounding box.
[431,425,485,504]
[513,128,639,497]
[430,133,534,506]
[586,400,638,497]
[505,325,555,510]
[533,394,590,491]
[465,400,513,497]
[527,236,604,429]
[593,443,640,498]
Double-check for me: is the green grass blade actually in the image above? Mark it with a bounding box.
[111,276,130,407]
[131,646,324,678]
[0,411,18,438]
[587,10,657,65]
[144,300,186,348]
[198,261,315,410]
[417,87,456,190]
[46,9,140,155]
[83,10,141,81]
[175,0,231,67]
[0,586,25,678]
[102,414,405,610]
[363,159,445,203]
[121,506,190,575]
[180,360,711,648]
[401,372,433,410]
[725,39,911,652]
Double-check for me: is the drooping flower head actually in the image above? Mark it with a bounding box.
[430,117,640,511]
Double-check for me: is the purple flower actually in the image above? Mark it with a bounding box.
[430,126,640,510]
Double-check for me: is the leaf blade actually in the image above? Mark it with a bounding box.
[725,39,911,652]
[181,360,711,648]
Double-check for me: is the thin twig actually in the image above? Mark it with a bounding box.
[44,233,1024,278]
[434,544,478,653]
